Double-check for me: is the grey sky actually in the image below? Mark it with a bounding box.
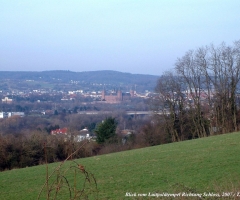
[0,0,240,75]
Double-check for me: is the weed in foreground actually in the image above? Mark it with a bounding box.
[38,140,98,200]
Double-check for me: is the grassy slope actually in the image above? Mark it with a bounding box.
[1,132,240,199]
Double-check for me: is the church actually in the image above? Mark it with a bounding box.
[101,89,134,103]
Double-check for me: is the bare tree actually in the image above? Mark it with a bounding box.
[175,49,208,138]
[154,71,187,142]
[208,41,240,133]
[152,40,240,142]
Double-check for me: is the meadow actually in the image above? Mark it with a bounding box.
[1,132,240,199]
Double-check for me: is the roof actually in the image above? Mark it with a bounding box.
[51,127,68,135]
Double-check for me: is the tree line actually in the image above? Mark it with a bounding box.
[0,131,100,171]
[0,113,149,171]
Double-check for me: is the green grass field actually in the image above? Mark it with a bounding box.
[1,132,240,199]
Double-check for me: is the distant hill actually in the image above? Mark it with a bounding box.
[0,70,159,92]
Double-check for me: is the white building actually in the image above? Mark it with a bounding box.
[74,128,91,142]
[0,112,25,118]
[2,97,13,103]
[0,112,8,118]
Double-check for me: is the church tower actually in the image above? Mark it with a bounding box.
[117,90,123,101]
[101,89,106,101]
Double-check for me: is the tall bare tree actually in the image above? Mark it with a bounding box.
[154,71,188,141]
[152,40,240,142]
[175,49,208,138]
[208,41,240,133]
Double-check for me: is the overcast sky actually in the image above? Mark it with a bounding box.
[0,0,240,76]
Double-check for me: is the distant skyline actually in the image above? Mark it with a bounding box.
[1,0,240,76]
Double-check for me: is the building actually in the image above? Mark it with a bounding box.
[0,112,8,119]
[51,127,93,142]
[101,89,134,103]
[74,128,91,142]
[2,97,13,103]
[51,128,68,135]
[0,112,25,119]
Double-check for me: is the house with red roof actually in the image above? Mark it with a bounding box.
[51,127,68,135]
